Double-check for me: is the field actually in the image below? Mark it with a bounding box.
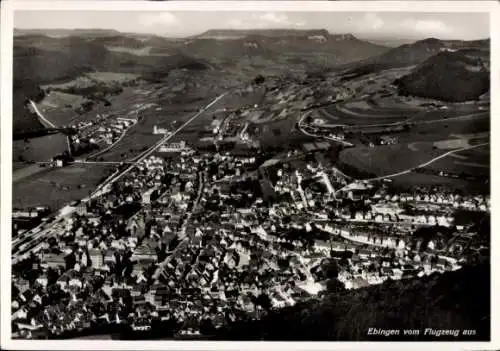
[396,116,489,144]
[13,133,68,163]
[323,103,417,125]
[423,144,490,177]
[12,164,113,210]
[96,86,230,161]
[389,171,489,194]
[338,142,444,176]
[335,83,490,188]
[39,91,88,111]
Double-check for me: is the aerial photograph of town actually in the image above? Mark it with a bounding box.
[6,7,491,343]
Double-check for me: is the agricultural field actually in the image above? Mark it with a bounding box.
[12,164,113,210]
[322,102,417,125]
[338,142,444,176]
[409,109,488,123]
[390,171,489,195]
[423,144,490,177]
[396,116,490,143]
[95,84,232,161]
[41,72,140,90]
[13,133,68,163]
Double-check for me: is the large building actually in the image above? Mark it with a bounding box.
[159,141,188,153]
[88,249,104,269]
[153,125,170,135]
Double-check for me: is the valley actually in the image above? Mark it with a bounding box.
[8,8,492,343]
[12,29,490,210]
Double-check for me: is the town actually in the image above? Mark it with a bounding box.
[9,13,491,342]
[11,132,489,338]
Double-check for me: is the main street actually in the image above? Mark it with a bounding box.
[154,170,206,282]
[12,93,227,260]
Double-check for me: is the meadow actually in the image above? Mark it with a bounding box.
[12,164,114,210]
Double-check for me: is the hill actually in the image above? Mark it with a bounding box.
[216,263,490,341]
[13,29,389,132]
[12,33,210,132]
[339,37,490,78]
[14,28,123,38]
[393,49,490,102]
[195,29,333,39]
[370,38,489,67]
[166,30,389,65]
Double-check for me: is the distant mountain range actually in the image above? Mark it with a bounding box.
[12,28,390,131]
[368,37,489,67]
[12,28,490,132]
[338,37,490,102]
[15,28,389,63]
[194,28,338,39]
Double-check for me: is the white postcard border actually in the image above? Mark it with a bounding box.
[1,1,499,350]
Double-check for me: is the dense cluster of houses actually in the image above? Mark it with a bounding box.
[12,138,489,339]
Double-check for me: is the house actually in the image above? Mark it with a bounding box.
[358,249,371,259]
[104,250,116,264]
[15,279,30,294]
[88,249,104,269]
[42,253,67,269]
[314,240,330,253]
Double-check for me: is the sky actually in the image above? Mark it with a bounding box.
[14,11,490,40]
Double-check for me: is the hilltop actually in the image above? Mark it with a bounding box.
[195,28,333,39]
[170,30,388,65]
[12,33,210,132]
[394,49,490,102]
[14,28,123,38]
[372,37,489,67]
[339,37,490,77]
[12,28,389,132]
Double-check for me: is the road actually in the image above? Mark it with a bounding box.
[318,107,487,130]
[13,93,226,259]
[89,93,226,198]
[298,111,354,147]
[334,141,490,195]
[29,100,57,128]
[154,170,205,281]
[85,121,137,160]
[364,142,490,182]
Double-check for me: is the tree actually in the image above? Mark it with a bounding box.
[326,278,346,293]
[255,293,272,310]
[254,75,265,85]
[272,128,282,137]
[323,259,340,279]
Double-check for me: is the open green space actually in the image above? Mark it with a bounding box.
[12,164,114,210]
[338,142,444,176]
[390,171,489,194]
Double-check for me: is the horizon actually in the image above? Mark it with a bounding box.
[13,27,490,43]
[13,11,490,41]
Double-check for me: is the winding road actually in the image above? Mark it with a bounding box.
[298,111,354,147]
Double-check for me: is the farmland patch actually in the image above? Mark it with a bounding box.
[433,139,470,150]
